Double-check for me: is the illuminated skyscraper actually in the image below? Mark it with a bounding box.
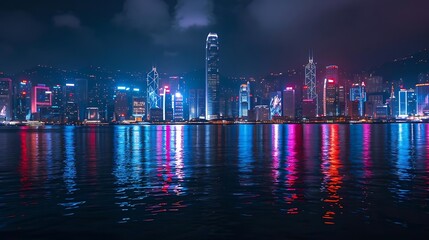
[0,78,12,121]
[114,86,131,121]
[205,32,220,120]
[64,83,78,123]
[304,52,318,116]
[31,84,52,120]
[349,82,367,117]
[50,84,64,123]
[239,83,250,118]
[173,92,184,121]
[282,87,296,119]
[147,67,160,120]
[189,89,205,119]
[132,88,145,121]
[398,88,416,117]
[15,79,32,121]
[323,65,339,116]
[416,83,429,116]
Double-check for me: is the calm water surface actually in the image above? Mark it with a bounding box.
[0,124,429,239]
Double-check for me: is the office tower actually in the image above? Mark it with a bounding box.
[147,67,160,120]
[349,82,367,117]
[205,32,220,120]
[269,91,282,119]
[50,84,64,123]
[189,89,205,119]
[416,83,429,116]
[75,78,88,122]
[303,52,318,117]
[64,83,78,123]
[282,87,296,119]
[114,86,131,121]
[173,92,184,121]
[338,85,346,116]
[0,78,12,121]
[239,83,250,118]
[323,65,339,117]
[253,105,270,121]
[398,88,417,117]
[31,84,52,120]
[15,79,32,121]
[131,88,145,122]
[160,86,173,121]
[365,75,386,117]
[88,81,110,122]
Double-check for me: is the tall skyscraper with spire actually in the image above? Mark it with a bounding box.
[303,51,318,117]
[205,33,220,120]
[147,66,160,120]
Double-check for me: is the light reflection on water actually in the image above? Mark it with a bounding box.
[1,124,429,238]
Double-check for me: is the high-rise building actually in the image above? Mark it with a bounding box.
[31,84,52,120]
[269,91,282,119]
[15,79,32,121]
[64,83,78,123]
[282,87,296,119]
[88,81,110,122]
[0,78,12,121]
[398,88,416,117]
[338,85,346,116]
[147,67,160,120]
[173,92,184,121]
[349,82,367,117]
[50,84,64,123]
[323,66,339,116]
[75,78,88,122]
[239,83,250,118]
[304,52,318,116]
[189,89,205,120]
[160,86,173,121]
[205,32,220,120]
[416,83,429,116]
[114,86,131,121]
[131,88,145,121]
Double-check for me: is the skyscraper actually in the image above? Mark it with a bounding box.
[239,83,250,118]
[114,86,131,121]
[189,89,205,120]
[349,82,367,117]
[15,79,32,121]
[303,52,318,117]
[147,67,160,120]
[398,88,417,117]
[64,83,78,123]
[282,87,296,119]
[205,32,220,120]
[323,65,339,116]
[0,78,12,121]
[416,83,429,116]
[31,84,52,120]
[50,84,64,123]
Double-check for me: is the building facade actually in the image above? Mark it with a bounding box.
[205,33,220,120]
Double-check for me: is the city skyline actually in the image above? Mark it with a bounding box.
[1,0,429,76]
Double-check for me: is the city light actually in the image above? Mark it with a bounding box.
[66,83,75,87]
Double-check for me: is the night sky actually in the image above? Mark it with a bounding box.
[0,0,428,75]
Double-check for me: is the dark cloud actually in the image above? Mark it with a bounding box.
[0,11,43,43]
[0,0,428,76]
[174,0,214,29]
[53,13,81,29]
[114,0,170,32]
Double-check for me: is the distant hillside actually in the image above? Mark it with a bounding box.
[371,49,429,85]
